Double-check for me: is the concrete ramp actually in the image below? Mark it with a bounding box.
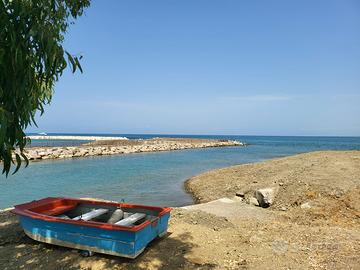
[181,197,274,222]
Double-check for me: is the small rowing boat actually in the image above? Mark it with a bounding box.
[12,197,171,258]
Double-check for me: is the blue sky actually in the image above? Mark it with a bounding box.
[28,0,360,136]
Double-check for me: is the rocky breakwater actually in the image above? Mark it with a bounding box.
[27,135,128,141]
[24,138,245,161]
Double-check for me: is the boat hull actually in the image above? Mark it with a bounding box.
[14,198,171,258]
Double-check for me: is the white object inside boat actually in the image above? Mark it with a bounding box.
[72,208,109,221]
[107,209,124,224]
[115,213,146,226]
[123,212,133,218]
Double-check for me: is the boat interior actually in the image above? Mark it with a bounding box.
[29,200,160,227]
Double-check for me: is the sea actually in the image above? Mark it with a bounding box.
[0,134,359,209]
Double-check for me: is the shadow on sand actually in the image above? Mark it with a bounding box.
[0,211,217,270]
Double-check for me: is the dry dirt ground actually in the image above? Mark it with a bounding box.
[1,151,359,269]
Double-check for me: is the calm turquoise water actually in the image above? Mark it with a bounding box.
[1,135,360,209]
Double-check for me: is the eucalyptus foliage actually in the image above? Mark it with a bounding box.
[0,0,90,175]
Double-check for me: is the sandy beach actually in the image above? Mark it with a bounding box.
[1,150,359,269]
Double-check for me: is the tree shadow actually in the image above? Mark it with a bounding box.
[0,211,217,270]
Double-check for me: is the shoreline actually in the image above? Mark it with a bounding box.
[185,150,360,205]
[24,137,244,161]
[181,150,360,268]
[1,150,360,269]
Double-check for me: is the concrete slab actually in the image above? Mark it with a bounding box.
[181,197,274,222]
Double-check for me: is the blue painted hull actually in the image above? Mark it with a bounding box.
[19,212,170,258]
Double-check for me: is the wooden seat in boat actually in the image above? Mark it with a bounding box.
[72,208,109,221]
[115,213,146,226]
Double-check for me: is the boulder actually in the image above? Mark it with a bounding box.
[254,188,276,208]
[77,152,87,157]
[249,197,259,206]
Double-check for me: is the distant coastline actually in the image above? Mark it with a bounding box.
[28,135,128,141]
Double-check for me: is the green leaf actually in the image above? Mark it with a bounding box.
[66,51,77,73]
[75,57,83,73]
[12,154,22,175]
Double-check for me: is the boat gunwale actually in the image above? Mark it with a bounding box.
[11,197,172,232]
